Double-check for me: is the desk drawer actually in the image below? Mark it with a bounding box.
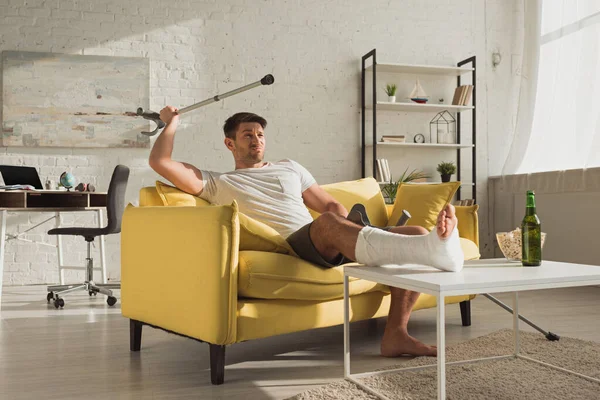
[0,191,25,208]
[27,192,88,208]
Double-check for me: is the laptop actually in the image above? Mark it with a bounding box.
[0,165,44,190]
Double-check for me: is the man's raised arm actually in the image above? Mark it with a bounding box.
[148,106,204,195]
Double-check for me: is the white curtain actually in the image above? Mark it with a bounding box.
[502,0,600,175]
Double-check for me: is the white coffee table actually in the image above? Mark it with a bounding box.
[343,259,600,400]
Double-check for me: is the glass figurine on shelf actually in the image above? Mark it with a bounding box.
[430,110,456,144]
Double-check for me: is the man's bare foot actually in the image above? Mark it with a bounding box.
[381,328,437,357]
[436,204,458,240]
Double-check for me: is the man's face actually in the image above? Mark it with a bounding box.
[229,122,265,163]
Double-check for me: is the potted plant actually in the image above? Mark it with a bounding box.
[384,84,397,103]
[381,168,430,204]
[436,161,457,183]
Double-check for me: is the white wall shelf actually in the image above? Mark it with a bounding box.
[366,101,473,113]
[365,63,474,76]
[368,142,473,149]
[361,49,476,202]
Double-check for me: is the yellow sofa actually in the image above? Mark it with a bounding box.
[121,178,480,385]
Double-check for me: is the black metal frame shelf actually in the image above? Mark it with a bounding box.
[361,49,477,203]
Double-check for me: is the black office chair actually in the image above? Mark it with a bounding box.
[46,165,130,308]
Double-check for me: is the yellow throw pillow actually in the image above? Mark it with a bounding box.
[154,181,294,255]
[308,177,388,228]
[388,182,460,230]
[155,181,211,207]
[455,204,480,247]
[237,211,296,255]
[139,187,164,206]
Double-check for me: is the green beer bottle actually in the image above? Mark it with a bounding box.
[521,190,541,266]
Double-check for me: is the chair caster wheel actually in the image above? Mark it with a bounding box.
[54,297,64,309]
[47,292,54,302]
[89,291,97,296]
[107,296,117,306]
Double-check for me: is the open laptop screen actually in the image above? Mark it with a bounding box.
[0,165,44,189]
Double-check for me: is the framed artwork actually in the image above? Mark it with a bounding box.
[1,51,150,148]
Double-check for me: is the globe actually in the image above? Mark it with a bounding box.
[59,172,76,190]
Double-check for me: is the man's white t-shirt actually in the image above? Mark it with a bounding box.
[199,159,316,238]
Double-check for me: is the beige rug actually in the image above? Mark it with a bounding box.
[289,330,600,400]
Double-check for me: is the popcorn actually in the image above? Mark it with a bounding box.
[496,228,546,261]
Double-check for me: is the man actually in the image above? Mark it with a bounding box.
[149,107,464,357]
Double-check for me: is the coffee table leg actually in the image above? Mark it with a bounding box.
[437,294,446,399]
[343,274,350,378]
[513,292,520,355]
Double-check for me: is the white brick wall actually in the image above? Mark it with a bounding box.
[0,0,521,284]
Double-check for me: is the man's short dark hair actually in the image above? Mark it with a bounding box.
[223,112,267,140]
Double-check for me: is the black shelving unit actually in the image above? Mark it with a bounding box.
[361,49,477,203]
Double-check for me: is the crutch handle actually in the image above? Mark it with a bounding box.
[136,108,166,136]
[396,210,412,227]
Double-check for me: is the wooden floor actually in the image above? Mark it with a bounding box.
[0,285,599,400]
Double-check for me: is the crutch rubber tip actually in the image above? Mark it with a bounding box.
[545,332,560,341]
[261,74,275,85]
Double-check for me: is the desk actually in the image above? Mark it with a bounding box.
[0,190,108,304]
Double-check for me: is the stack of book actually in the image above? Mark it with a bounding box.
[376,159,392,182]
[455,199,475,206]
[380,135,405,143]
[451,85,474,106]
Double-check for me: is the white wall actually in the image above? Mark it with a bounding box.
[0,0,521,284]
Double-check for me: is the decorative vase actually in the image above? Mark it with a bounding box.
[388,95,396,103]
[441,174,451,183]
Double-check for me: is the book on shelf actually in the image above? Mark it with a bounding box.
[382,159,391,182]
[376,158,392,182]
[454,199,475,206]
[451,86,463,106]
[463,85,473,105]
[451,85,474,106]
[376,159,384,182]
[381,135,406,143]
[459,85,468,105]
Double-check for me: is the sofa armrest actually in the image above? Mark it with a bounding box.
[121,203,240,345]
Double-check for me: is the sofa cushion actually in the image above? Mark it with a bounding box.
[238,251,388,301]
[388,182,460,230]
[308,177,388,227]
[238,236,479,300]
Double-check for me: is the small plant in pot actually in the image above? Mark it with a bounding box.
[436,161,456,183]
[381,168,430,204]
[384,84,397,103]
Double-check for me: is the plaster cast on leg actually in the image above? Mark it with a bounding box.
[354,226,464,272]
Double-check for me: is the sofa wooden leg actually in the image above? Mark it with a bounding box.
[130,319,143,351]
[209,344,226,385]
[367,318,378,336]
[460,300,472,326]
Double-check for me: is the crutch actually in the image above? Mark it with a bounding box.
[483,293,560,341]
[136,74,275,136]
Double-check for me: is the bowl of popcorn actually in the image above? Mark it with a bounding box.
[496,228,547,262]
